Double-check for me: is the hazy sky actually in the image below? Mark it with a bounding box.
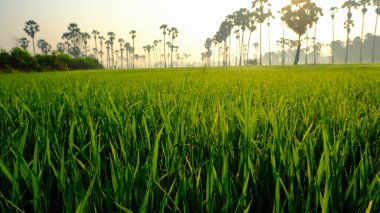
[0,0,379,61]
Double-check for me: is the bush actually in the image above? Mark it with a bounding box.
[35,54,69,71]
[0,48,103,72]
[0,50,11,72]
[10,48,39,71]
[67,57,103,70]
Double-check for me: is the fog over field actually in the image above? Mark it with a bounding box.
[0,0,379,63]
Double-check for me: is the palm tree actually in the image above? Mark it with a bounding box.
[64,23,82,57]
[252,0,271,66]
[115,50,119,68]
[234,29,240,66]
[168,27,178,68]
[143,46,147,68]
[225,15,235,66]
[279,9,286,65]
[24,20,40,55]
[342,0,359,63]
[175,48,180,67]
[37,39,51,54]
[266,7,274,65]
[276,38,286,64]
[229,9,243,66]
[372,0,380,62]
[107,32,115,68]
[56,42,65,53]
[330,7,339,64]
[145,45,152,68]
[153,40,159,67]
[124,42,132,68]
[305,33,310,64]
[359,0,371,62]
[160,24,168,68]
[134,54,140,68]
[61,32,71,54]
[98,50,104,65]
[92,30,99,59]
[157,40,162,67]
[130,30,136,68]
[281,1,323,65]
[253,42,259,61]
[18,37,29,50]
[233,8,250,66]
[166,41,172,64]
[82,32,91,56]
[105,40,111,69]
[218,20,233,66]
[160,25,168,68]
[212,35,218,66]
[118,38,125,68]
[313,8,323,64]
[98,36,105,65]
[205,38,213,66]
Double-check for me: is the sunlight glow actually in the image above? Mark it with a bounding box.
[0,0,378,63]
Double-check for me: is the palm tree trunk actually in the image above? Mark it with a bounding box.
[159,44,162,68]
[125,51,129,69]
[171,39,174,68]
[153,49,156,68]
[32,37,36,56]
[360,12,365,63]
[372,13,378,63]
[224,40,228,66]
[239,30,245,66]
[345,30,350,64]
[132,39,135,69]
[314,22,317,64]
[107,50,110,69]
[121,51,124,68]
[305,31,308,65]
[268,25,271,66]
[148,52,151,68]
[163,35,166,68]
[246,31,252,65]
[235,37,239,66]
[294,35,302,65]
[282,22,285,65]
[229,35,232,66]
[213,45,216,67]
[94,37,98,60]
[101,43,104,66]
[111,45,114,68]
[332,18,335,64]
[259,23,262,66]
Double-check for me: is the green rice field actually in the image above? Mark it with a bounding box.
[0,65,379,212]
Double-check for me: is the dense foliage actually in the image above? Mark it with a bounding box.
[0,66,379,212]
[0,48,103,72]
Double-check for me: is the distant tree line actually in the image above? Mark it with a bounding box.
[2,19,193,71]
[1,20,102,72]
[1,19,194,72]
[203,0,380,66]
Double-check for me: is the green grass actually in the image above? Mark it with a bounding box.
[0,65,379,212]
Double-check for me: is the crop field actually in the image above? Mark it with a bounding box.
[0,65,380,212]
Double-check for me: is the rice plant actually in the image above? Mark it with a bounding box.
[0,65,379,212]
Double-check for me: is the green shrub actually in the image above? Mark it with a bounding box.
[35,54,69,71]
[67,56,103,70]
[9,48,39,71]
[1,48,103,72]
[0,50,11,72]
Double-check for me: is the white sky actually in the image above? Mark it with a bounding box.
[0,0,379,62]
